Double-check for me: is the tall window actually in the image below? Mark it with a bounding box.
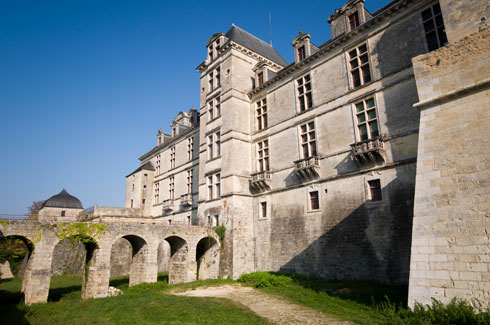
[256,99,268,130]
[208,72,214,91]
[215,96,221,117]
[258,72,264,86]
[298,45,306,61]
[170,146,176,169]
[257,140,270,172]
[297,74,313,112]
[187,137,194,161]
[154,182,159,205]
[216,67,221,87]
[309,191,319,210]
[208,44,214,61]
[300,121,317,158]
[207,135,214,160]
[349,12,360,31]
[349,44,371,88]
[422,3,448,52]
[209,100,214,120]
[187,170,193,194]
[260,202,267,219]
[207,173,221,200]
[156,154,161,174]
[169,177,174,200]
[207,175,214,200]
[215,173,221,198]
[215,132,221,157]
[207,131,221,160]
[355,97,379,141]
[368,179,382,201]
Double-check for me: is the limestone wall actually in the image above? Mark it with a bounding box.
[409,28,490,308]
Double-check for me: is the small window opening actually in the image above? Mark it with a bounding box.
[368,179,382,201]
[309,191,319,210]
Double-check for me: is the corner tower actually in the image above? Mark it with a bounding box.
[196,25,287,278]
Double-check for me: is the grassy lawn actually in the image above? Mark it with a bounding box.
[0,274,269,325]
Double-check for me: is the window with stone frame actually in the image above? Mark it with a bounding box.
[258,72,264,86]
[257,139,270,172]
[156,154,161,175]
[208,44,214,61]
[215,131,221,157]
[355,97,379,141]
[368,179,382,201]
[154,182,160,205]
[256,98,268,130]
[187,137,193,161]
[297,45,306,61]
[207,130,221,160]
[208,71,214,91]
[216,67,221,88]
[300,121,317,158]
[309,191,319,210]
[349,44,371,88]
[215,173,221,198]
[207,175,214,200]
[209,100,214,120]
[297,74,313,112]
[215,96,221,117]
[260,201,267,219]
[187,169,193,194]
[421,3,448,52]
[349,11,360,31]
[170,146,176,169]
[169,176,174,200]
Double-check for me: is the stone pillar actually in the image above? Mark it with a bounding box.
[168,241,189,284]
[129,243,157,286]
[22,242,55,305]
[82,243,111,299]
[196,238,220,280]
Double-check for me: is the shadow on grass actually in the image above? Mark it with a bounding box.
[48,285,82,302]
[0,305,29,325]
[272,272,408,308]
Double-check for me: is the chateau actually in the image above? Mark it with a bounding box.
[3,0,488,308]
[122,0,490,308]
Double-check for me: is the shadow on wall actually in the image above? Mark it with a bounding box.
[276,170,415,284]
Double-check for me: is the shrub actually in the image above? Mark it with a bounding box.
[238,272,292,288]
[380,297,490,324]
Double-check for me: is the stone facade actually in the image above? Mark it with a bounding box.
[408,22,490,308]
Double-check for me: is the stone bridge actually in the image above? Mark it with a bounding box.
[0,220,221,304]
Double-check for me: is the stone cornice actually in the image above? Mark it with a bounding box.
[138,127,199,162]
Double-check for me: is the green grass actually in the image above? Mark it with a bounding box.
[0,274,270,325]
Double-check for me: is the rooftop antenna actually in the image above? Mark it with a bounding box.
[269,13,273,45]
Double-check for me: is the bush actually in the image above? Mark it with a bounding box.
[381,297,490,325]
[238,272,292,288]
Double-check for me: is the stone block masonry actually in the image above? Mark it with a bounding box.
[409,27,490,309]
[0,220,220,304]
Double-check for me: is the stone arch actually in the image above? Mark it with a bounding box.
[110,234,151,287]
[157,240,171,274]
[163,236,188,284]
[195,236,220,280]
[0,235,34,279]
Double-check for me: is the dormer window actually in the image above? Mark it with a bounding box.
[349,12,360,31]
[172,126,177,137]
[209,45,214,61]
[258,72,264,86]
[298,46,306,61]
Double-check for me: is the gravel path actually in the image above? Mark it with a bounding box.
[172,284,354,325]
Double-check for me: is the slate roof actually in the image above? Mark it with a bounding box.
[224,25,288,67]
[126,161,155,178]
[42,189,83,209]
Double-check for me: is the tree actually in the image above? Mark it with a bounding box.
[27,200,45,219]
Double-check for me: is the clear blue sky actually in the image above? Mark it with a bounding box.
[0,0,391,215]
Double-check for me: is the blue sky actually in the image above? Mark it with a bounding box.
[0,0,391,215]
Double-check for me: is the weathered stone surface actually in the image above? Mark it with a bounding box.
[0,260,13,279]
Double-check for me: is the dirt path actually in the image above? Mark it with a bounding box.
[172,284,354,325]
